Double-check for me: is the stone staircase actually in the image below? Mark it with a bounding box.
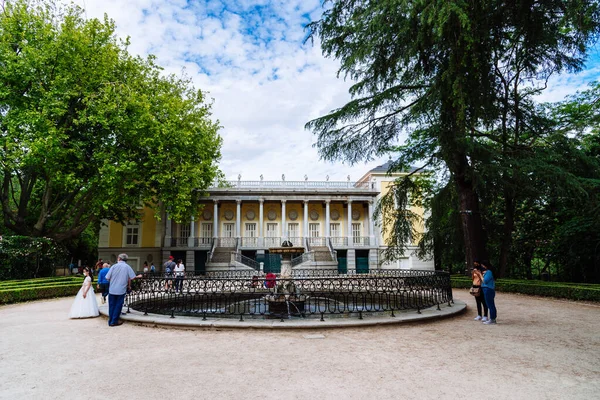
[312,246,334,262]
[210,247,235,263]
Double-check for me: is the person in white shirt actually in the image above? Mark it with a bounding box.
[174,259,185,293]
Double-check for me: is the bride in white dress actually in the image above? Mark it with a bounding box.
[69,267,99,318]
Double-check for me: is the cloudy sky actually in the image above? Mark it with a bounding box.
[76,0,600,182]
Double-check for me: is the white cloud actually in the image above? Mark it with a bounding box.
[74,0,600,183]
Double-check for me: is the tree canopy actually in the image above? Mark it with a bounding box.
[0,0,222,242]
[307,0,600,279]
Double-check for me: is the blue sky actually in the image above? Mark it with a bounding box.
[78,0,600,181]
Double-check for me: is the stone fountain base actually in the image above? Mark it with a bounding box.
[265,294,306,315]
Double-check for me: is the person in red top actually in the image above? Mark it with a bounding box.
[265,272,277,289]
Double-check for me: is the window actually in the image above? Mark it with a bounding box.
[125,226,139,246]
[200,223,212,244]
[245,223,257,246]
[352,223,362,245]
[309,223,320,245]
[330,223,343,245]
[288,223,299,245]
[180,223,191,239]
[224,223,235,237]
[266,223,278,247]
[330,223,340,237]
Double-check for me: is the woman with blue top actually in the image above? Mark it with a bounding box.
[480,260,497,324]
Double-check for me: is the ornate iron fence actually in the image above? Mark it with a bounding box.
[126,270,452,320]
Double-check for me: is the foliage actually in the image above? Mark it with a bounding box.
[0,276,82,304]
[0,235,67,279]
[306,0,600,273]
[0,0,222,242]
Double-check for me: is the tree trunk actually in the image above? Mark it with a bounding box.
[498,192,515,278]
[454,174,488,272]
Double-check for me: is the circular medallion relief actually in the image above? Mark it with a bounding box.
[310,210,319,221]
[246,210,256,221]
[330,210,340,221]
[202,209,213,221]
[288,210,298,221]
[267,210,277,221]
[352,209,361,220]
[224,210,234,221]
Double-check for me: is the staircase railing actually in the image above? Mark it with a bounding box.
[327,237,338,262]
[208,238,216,263]
[291,252,313,267]
[235,253,259,270]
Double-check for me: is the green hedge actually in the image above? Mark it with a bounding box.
[451,276,600,302]
[0,277,85,304]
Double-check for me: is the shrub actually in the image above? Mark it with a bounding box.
[451,276,600,302]
[0,283,82,304]
[0,236,68,279]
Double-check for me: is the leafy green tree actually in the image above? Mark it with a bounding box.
[306,0,600,270]
[0,0,222,242]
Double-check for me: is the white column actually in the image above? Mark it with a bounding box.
[368,200,375,244]
[325,200,331,238]
[236,200,241,238]
[347,200,353,247]
[258,198,264,247]
[164,213,172,247]
[213,201,219,238]
[281,200,287,240]
[188,216,195,247]
[303,200,309,240]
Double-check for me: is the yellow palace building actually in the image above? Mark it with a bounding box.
[98,162,434,273]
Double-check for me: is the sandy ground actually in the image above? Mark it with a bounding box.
[0,289,598,400]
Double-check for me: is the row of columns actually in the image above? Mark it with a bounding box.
[167,199,376,246]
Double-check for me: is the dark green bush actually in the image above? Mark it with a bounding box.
[0,236,68,279]
[451,276,600,302]
[0,283,82,304]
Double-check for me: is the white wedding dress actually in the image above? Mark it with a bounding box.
[69,276,99,318]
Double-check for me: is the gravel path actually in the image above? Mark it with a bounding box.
[0,289,598,400]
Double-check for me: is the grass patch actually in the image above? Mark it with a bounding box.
[451,276,600,302]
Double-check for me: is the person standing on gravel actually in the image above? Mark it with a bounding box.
[471,261,488,322]
[105,254,141,326]
[481,260,497,325]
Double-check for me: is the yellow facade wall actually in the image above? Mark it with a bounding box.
[379,179,424,245]
[108,221,123,248]
[141,207,157,247]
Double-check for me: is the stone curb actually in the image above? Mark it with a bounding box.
[99,300,467,329]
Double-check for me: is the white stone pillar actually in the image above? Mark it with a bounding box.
[188,216,195,247]
[236,200,241,238]
[347,200,353,247]
[258,198,264,247]
[303,200,309,241]
[325,200,331,238]
[164,213,172,247]
[213,201,219,238]
[368,200,375,245]
[281,200,287,240]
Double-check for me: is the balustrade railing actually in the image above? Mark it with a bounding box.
[330,237,348,247]
[194,237,212,247]
[125,270,452,320]
[264,237,281,247]
[287,237,303,247]
[241,237,258,247]
[352,236,371,246]
[216,180,376,190]
[217,237,237,247]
